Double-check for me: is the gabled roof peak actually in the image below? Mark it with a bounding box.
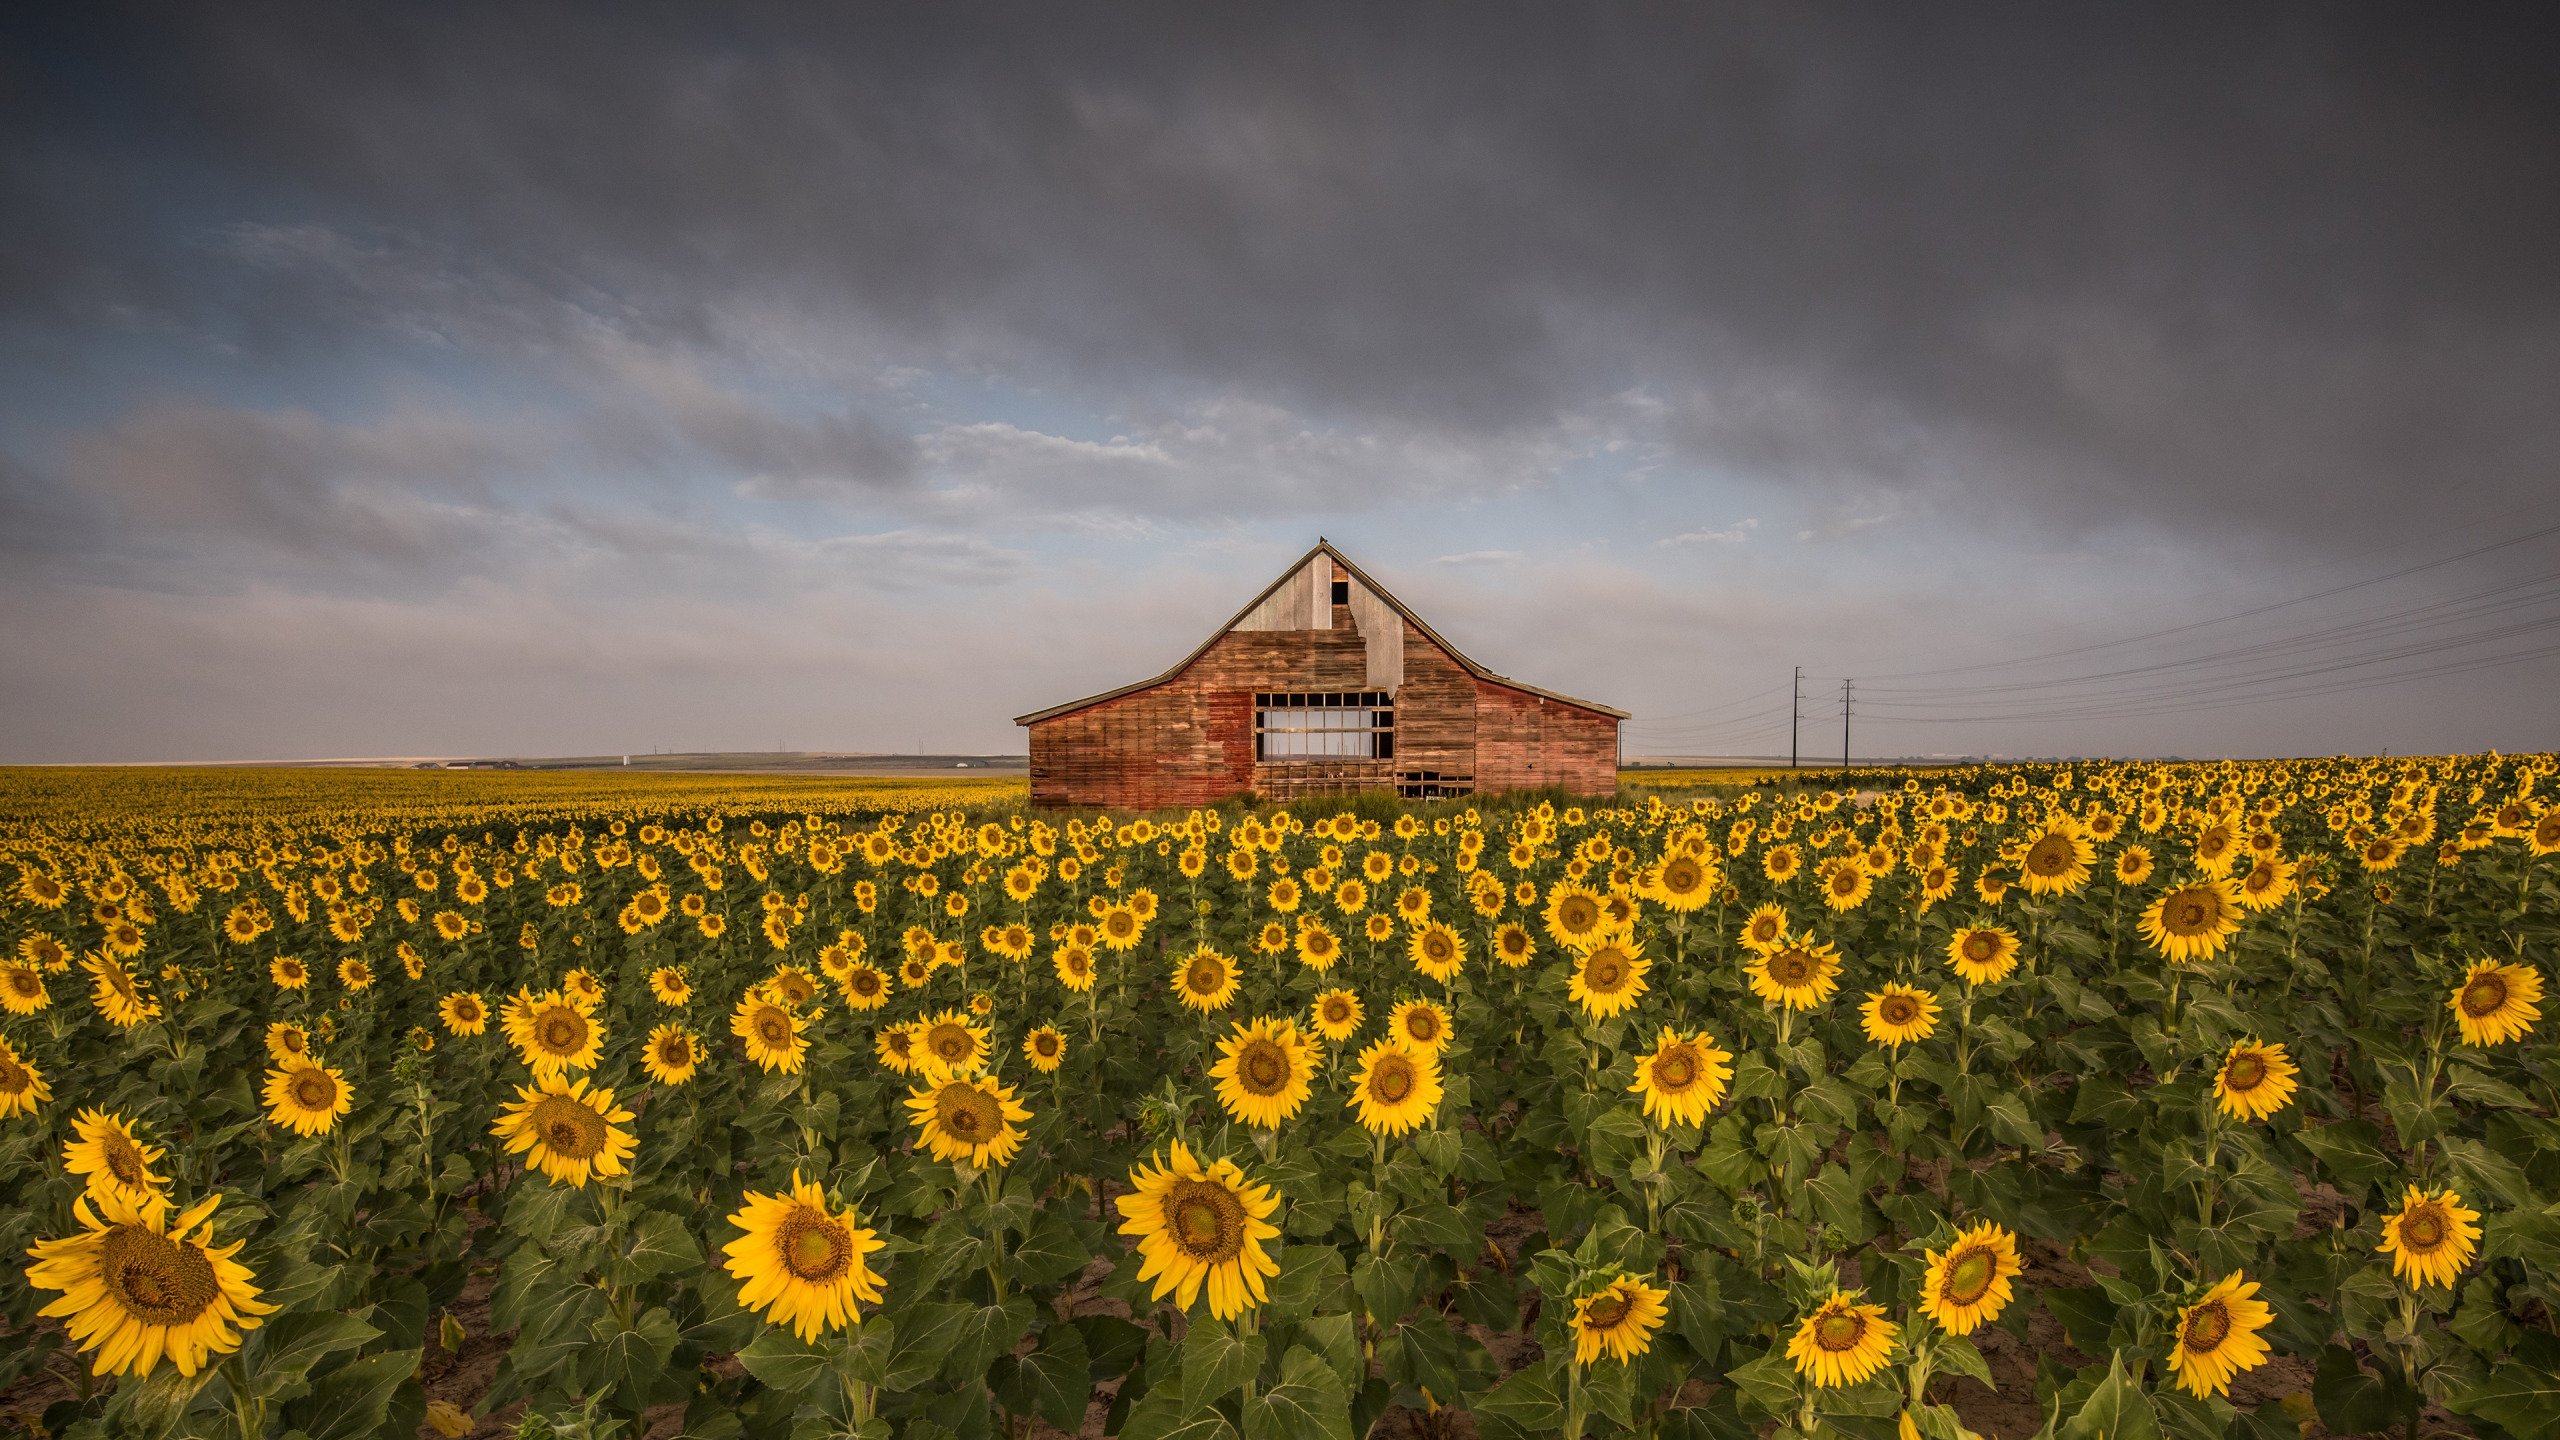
[1013,540,1625,725]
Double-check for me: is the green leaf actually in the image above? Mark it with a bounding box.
[621,1209,704,1280]
[2311,1345,2406,1437]
[2293,1119,2396,1199]
[2443,1331,2560,1440]
[2441,1136,2533,1208]
[1724,1349,1802,1420]
[246,1310,384,1401]
[1244,1347,1355,1440]
[1267,1246,1350,1323]
[1298,1312,1363,1393]
[1468,1352,1566,1431]
[288,1348,421,1440]
[1392,1200,1481,1253]
[738,1327,838,1395]
[1010,1209,1092,1287]
[589,1305,683,1410]
[994,1324,1091,1435]
[1181,1314,1267,1413]
[1931,1333,1996,1392]
[943,1296,1038,1383]
[2057,1353,2160,1440]
[1119,1384,1241,1440]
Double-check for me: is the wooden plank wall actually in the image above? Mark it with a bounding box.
[1026,594,1621,808]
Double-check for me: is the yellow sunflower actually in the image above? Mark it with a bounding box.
[904,1073,1033,1169]
[875,1021,923,1075]
[1407,922,1466,982]
[1860,984,1941,1048]
[336,957,372,992]
[1628,1027,1734,1128]
[504,991,605,1077]
[261,1063,352,1138]
[0,1036,51,1118]
[1347,1040,1442,1136]
[1739,903,1791,956]
[1310,988,1365,1042]
[1764,844,1803,883]
[1748,939,1842,1011]
[1543,882,1608,949]
[2376,1185,2481,1290]
[438,991,487,1037]
[1024,1025,1067,1073]
[1568,940,1650,1019]
[2016,821,2094,896]
[1572,1273,1670,1366]
[262,1021,310,1064]
[915,1009,991,1077]
[732,995,809,1074]
[642,1024,701,1086]
[2449,959,2542,1046]
[62,1109,169,1207]
[722,1170,888,1342]
[1650,852,1719,913]
[1054,943,1098,992]
[1210,1017,1318,1129]
[1945,926,2019,986]
[84,953,158,1028]
[1493,922,1535,968]
[2139,878,2245,963]
[1390,998,1453,1054]
[1114,1140,1284,1321]
[1172,948,1240,1013]
[1788,1291,1897,1387]
[27,1190,276,1378]
[267,955,309,991]
[0,959,49,1014]
[1818,859,1874,912]
[2213,1039,2300,1121]
[2115,846,2155,885]
[491,1075,637,1188]
[1918,1221,2021,1335]
[840,962,891,1010]
[648,967,692,1006]
[2165,1272,2274,1399]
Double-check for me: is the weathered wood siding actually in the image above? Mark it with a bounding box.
[1026,610,1619,808]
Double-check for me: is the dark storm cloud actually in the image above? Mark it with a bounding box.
[9,2,2557,547]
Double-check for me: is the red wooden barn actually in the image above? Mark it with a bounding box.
[1015,541,1625,809]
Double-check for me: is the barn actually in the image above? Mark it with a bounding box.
[1015,541,1625,809]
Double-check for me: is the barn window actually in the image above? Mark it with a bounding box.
[1330,579,1350,605]
[1255,691,1393,761]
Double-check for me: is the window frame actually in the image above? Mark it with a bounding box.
[1252,690,1395,763]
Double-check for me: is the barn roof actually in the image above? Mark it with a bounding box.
[1013,540,1628,725]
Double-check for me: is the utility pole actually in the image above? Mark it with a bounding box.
[1790,667,1801,769]
[1841,678,1853,770]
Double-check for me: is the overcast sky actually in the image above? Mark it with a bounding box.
[4,3,2556,763]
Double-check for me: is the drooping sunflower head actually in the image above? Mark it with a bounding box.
[1945,926,2020,986]
[2449,959,2542,1046]
[1748,939,1841,1011]
[1919,1221,2021,1335]
[1211,1017,1317,1129]
[261,1063,352,1138]
[1571,1273,1670,1366]
[2213,1038,2300,1121]
[24,1190,277,1379]
[2377,1185,2482,1290]
[0,1037,51,1118]
[1860,984,1940,1049]
[903,1073,1032,1169]
[1112,1140,1284,1321]
[1311,989,1364,1042]
[492,1075,637,1189]
[1347,1039,1443,1137]
[642,1024,701,1086]
[1173,948,1240,1013]
[1627,1027,1734,1129]
[1786,1290,1898,1389]
[1568,941,1652,1019]
[2165,1272,2275,1398]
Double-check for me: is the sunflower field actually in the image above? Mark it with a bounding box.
[0,757,2556,1440]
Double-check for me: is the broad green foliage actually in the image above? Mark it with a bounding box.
[1,756,2555,1440]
